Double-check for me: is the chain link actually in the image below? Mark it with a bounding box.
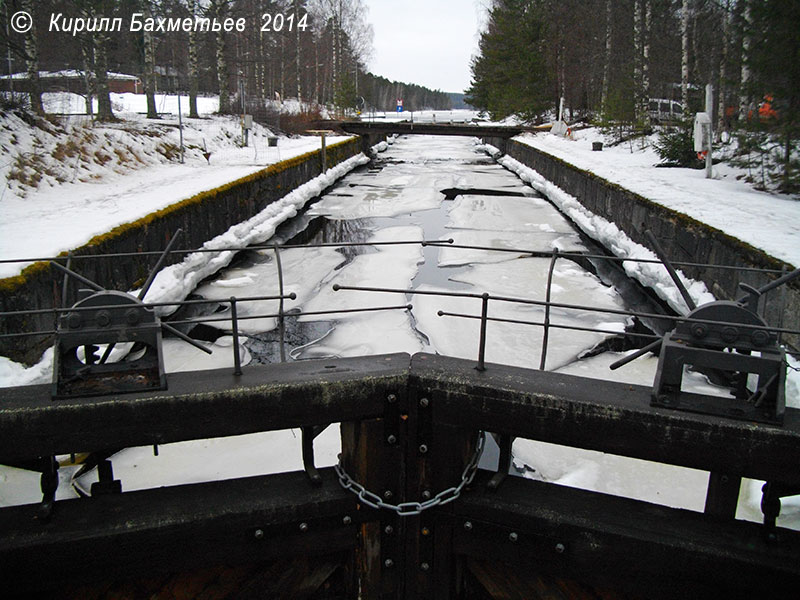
[334,431,485,517]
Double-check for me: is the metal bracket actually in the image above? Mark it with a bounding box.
[487,434,512,491]
[301,424,331,486]
[38,456,59,522]
[90,459,122,496]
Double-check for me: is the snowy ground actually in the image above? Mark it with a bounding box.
[516,128,800,268]
[0,92,349,278]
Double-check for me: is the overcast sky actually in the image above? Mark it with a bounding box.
[364,1,485,94]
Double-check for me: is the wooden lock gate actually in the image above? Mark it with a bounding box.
[1,352,800,599]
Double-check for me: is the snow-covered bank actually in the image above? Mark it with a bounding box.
[0,101,351,278]
[515,130,800,269]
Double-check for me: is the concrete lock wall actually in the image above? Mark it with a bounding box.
[499,138,799,353]
[0,138,361,364]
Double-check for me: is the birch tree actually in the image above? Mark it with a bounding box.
[142,0,158,119]
[19,0,43,114]
[681,0,690,114]
[187,0,200,118]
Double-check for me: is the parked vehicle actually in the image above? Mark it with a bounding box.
[648,99,683,123]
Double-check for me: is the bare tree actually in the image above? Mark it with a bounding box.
[187,0,200,118]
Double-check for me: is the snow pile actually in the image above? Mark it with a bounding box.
[496,153,715,314]
[141,153,370,311]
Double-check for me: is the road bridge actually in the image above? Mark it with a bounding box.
[318,120,529,153]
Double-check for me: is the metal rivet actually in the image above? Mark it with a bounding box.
[464,521,473,531]
[299,522,308,532]
[419,444,428,454]
[421,527,430,536]
[384,559,394,568]
[387,394,397,404]
[67,312,81,329]
[384,490,393,500]
[387,435,397,444]
[421,490,432,500]
[420,562,430,571]
[720,475,729,484]
[384,525,394,535]
[419,397,429,408]
[96,310,111,327]
[509,532,518,542]
[254,529,264,539]
[342,516,352,525]
[125,308,141,325]
[555,543,566,554]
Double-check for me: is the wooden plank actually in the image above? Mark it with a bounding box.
[451,470,800,599]
[0,468,365,595]
[411,353,800,485]
[0,353,410,461]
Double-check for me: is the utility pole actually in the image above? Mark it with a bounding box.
[705,84,713,179]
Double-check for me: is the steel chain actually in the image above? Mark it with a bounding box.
[334,431,485,517]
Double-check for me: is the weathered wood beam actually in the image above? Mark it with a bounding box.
[0,353,411,462]
[451,471,800,599]
[412,354,800,485]
[0,468,365,595]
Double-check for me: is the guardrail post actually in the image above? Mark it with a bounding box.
[229,296,242,376]
[539,249,559,370]
[476,293,490,371]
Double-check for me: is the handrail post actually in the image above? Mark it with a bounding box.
[539,249,559,370]
[273,245,286,363]
[476,293,490,371]
[229,296,242,376]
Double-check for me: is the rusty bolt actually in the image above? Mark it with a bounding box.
[419,397,429,408]
[96,310,111,327]
[419,444,428,454]
[387,393,397,404]
[420,562,430,571]
[464,521,473,531]
[384,525,394,535]
[555,543,566,554]
[253,529,264,540]
[509,532,518,542]
[384,559,394,568]
[421,527,430,536]
[299,522,309,533]
[387,435,397,444]
[384,490,393,500]
[342,516,352,525]
[421,490,432,500]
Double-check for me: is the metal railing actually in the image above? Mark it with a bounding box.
[1,238,799,375]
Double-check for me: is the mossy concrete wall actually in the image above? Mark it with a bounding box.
[0,138,361,364]
[505,139,799,352]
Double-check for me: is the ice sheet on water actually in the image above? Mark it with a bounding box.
[193,246,344,333]
[300,226,424,320]
[162,336,251,373]
[293,225,426,359]
[446,195,576,234]
[293,310,423,359]
[307,163,446,219]
[413,257,629,371]
[438,229,586,267]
